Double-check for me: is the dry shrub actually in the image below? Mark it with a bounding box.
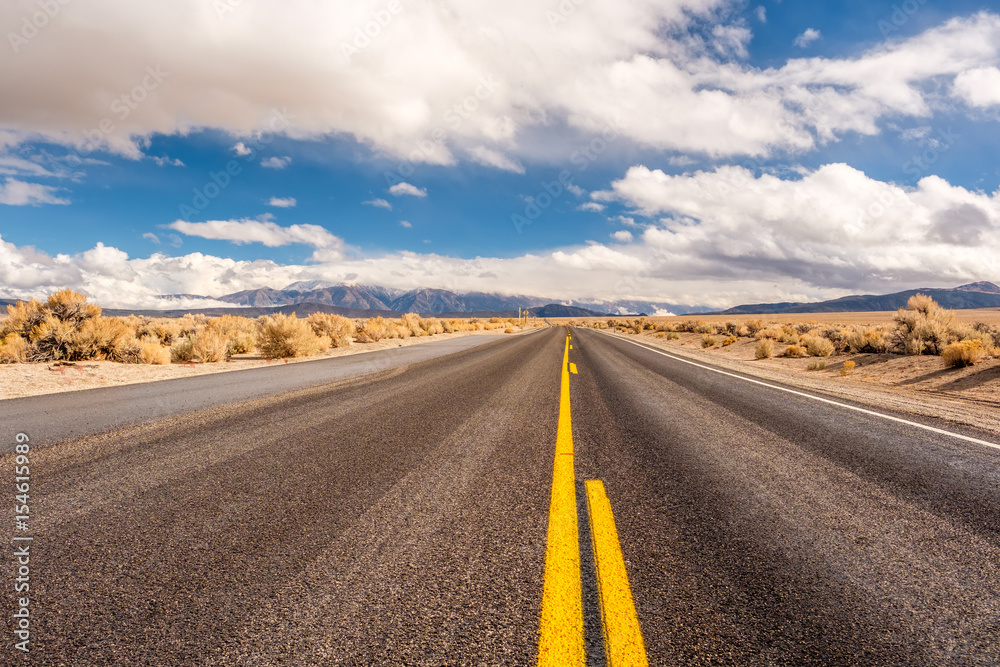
[807,360,827,371]
[46,288,102,323]
[75,317,138,361]
[722,336,737,346]
[941,340,986,368]
[736,325,750,337]
[755,339,774,359]
[655,332,666,338]
[805,337,835,357]
[504,327,516,334]
[667,332,680,340]
[840,360,856,376]
[755,328,780,341]
[140,339,171,365]
[778,325,799,344]
[257,314,321,358]
[745,319,765,335]
[307,313,353,347]
[3,299,47,337]
[355,317,389,343]
[420,317,445,335]
[0,334,29,363]
[894,294,957,355]
[702,335,717,348]
[783,345,807,358]
[845,326,890,354]
[191,328,229,362]
[695,322,715,334]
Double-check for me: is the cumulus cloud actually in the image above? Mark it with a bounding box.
[594,162,1000,290]
[399,220,412,228]
[233,142,252,157]
[793,28,821,48]
[261,156,291,169]
[363,198,392,210]
[1,2,999,164]
[166,219,344,260]
[611,230,634,242]
[953,67,1000,107]
[0,179,69,206]
[578,202,605,212]
[267,197,297,208]
[388,182,427,198]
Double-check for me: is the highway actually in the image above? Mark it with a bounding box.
[3,325,999,665]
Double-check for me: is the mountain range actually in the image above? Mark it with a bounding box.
[716,282,1000,315]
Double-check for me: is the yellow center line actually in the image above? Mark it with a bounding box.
[586,480,649,667]
[537,335,584,666]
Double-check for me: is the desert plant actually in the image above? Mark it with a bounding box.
[807,360,827,371]
[257,313,321,358]
[840,360,856,376]
[307,312,353,347]
[140,339,171,365]
[894,294,957,355]
[667,332,680,340]
[504,327,516,334]
[695,323,715,334]
[702,335,717,348]
[845,326,890,354]
[722,336,737,346]
[783,345,807,358]
[941,340,986,368]
[755,339,774,359]
[0,333,29,363]
[805,337,835,357]
[355,317,390,343]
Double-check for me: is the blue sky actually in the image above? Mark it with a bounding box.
[2,0,1000,310]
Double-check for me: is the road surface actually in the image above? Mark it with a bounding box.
[2,326,998,665]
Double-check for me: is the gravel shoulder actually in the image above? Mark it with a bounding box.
[596,329,1000,438]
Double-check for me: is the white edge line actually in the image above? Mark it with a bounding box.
[588,328,1000,453]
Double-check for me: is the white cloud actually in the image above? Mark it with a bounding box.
[233,142,252,157]
[363,198,392,210]
[953,67,1000,107]
[566,184,586,197]
[468,146,525,173]
[611,230,634,242]
[261,156,291,169]
[1,2,998,163]
[0,178,69,206]
[142,232,161,244]
[152,156,184,167]
[595,162,1000,290]
[755,6,766,22]
[267,197,297,208]
[578,202,605,212]
[399,220,412,228]
[793,28,821,48]
[167,219,343,260]
[388,182,427,198]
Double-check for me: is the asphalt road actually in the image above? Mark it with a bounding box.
[3,325,999,665]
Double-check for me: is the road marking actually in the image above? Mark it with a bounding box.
[537,335,585,666]
[586,480,649,667]
[569,363,578,374]
[598,331,1000,453]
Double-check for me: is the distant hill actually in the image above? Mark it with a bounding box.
[716,282,1000,315]
[527,304,606,317]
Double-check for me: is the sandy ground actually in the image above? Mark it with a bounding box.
[602,329,1000,438]
[553,308,1000,327]
[0,328,526,401]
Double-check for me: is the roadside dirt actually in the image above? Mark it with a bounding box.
[607,330,1000,438]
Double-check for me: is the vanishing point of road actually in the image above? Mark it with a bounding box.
[3,326,999,665]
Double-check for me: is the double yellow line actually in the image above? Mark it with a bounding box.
[537,333,648,666]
